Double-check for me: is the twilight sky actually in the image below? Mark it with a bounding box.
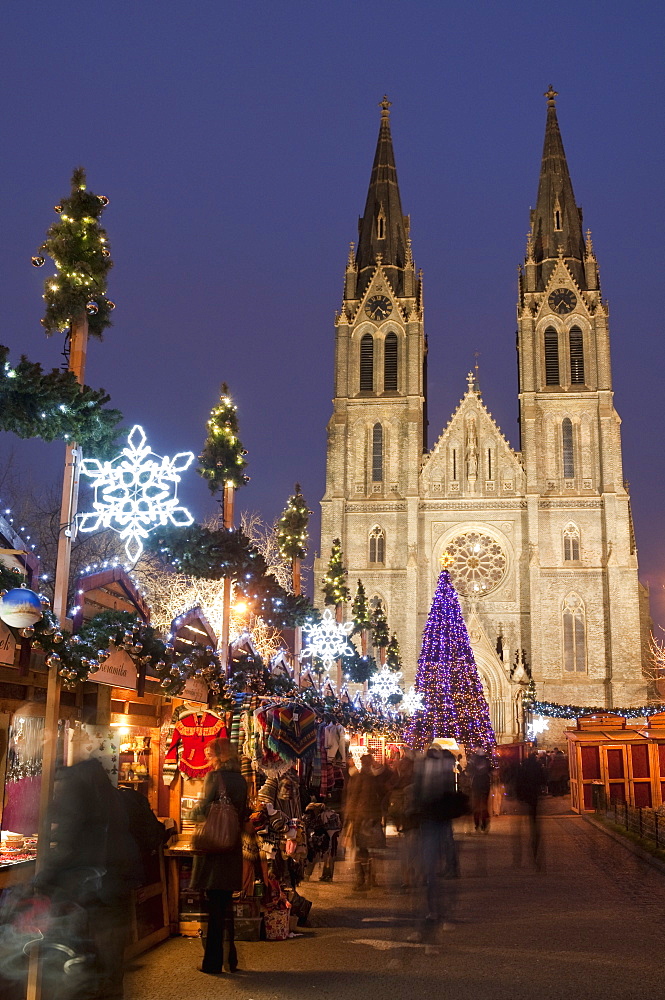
[1,2,664,622]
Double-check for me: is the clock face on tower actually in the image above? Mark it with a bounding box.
[548,287,577,314]
[365,295,392,320]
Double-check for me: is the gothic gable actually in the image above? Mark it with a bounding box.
[421,377,523,499]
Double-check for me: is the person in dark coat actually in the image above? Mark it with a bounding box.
[468,750,492,832]
[190,738,247,976]
[344,754,385,891]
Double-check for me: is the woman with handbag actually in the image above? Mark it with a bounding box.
[190,738,247,976]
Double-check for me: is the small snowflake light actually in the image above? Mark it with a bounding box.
[78,424,195,563]
[301,607,354,671]
[527,715,549,741]
[369,666,403,703]
[401,685,425,715]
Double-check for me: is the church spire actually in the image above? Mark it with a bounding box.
[355,96,410,298]
[529,86,586,289]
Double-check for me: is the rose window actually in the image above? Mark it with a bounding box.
[444,532,507,596]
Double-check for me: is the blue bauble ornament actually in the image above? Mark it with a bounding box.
[0,588,43,629]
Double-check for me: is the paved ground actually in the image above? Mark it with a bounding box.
[125,802,665,1000]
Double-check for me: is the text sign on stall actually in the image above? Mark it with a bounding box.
[92,646,138,690]
[182,675,209,704]
[0,622,16,667]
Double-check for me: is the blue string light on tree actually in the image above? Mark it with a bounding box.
[407,552,496,754]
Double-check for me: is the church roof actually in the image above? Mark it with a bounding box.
[355,97,409,298]
[530,87,586,290]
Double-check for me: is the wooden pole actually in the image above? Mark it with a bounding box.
[292,555,301,684]
[27,314,88,1000]
[220,483,235,676]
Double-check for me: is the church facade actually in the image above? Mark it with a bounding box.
[315,91,650,742]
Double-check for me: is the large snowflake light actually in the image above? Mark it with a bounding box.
[402,685,425,715]
[369,666,403,703]
[78,425,194,563]
[301,607,354,671]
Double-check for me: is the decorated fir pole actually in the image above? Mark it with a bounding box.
[28,168,113,997]
[197,384,248,675]
[322,537,350,688]
[277,484,309,681]
[407,555,496,755]
[386,632,402,672]
[371,599,390,665]
[352,579,371,655]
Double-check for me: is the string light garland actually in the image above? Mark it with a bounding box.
[197,383,248,495]
[370,600,390,651]
[531,699,665,720]
[407,567,496,754]
[36,167,114,339]
[0,344,122,454]
[78,424,194,563]
[321,538,350,606]
[276,483,310,561]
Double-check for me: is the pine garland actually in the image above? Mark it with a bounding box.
[198,383,248,494]
[276,483,309,561]
[531,699,665,721]
[0,345,122,454]
[36,167,114,339]
[341,649,378,684]
[322,538,350,606]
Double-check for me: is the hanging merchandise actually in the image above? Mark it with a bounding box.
[262,701,318,764]
[164,708,227,780]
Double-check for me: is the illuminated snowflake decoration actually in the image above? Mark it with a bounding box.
[401,685,425,715]
[369,666,403,703]
[527,715,549,741]
[78,424,194,563]
[301,607,354,671]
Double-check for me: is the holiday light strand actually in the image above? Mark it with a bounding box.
[276,483,310,562]
[531,699,665,720]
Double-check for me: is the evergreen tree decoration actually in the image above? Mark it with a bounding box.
[197,383,248,495]
[321,538,350,606]
[37,167,114,339]
[276,484,309,562]
[370,599,389,651]
[351,579,371,631]
[386,632,401,672]
[0,345,122,454]
[407,566,496,754]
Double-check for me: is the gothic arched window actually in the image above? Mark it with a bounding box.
[569,326,585,384]
[372,423,383,482]
[384,332,398,392]
[563,523,580,561]
[563,594,586,672]
[544,327,560,385]
[360,334,374,392]
[369,526,385,564]
[562,418,574,479]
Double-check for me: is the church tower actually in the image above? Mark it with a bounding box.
[517,87,647,707]
[317,97,427,663]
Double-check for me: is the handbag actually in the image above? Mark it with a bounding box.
[192,772,240,852]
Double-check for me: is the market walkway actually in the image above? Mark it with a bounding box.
[125,803,665,1000]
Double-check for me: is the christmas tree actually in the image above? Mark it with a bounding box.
[351,579,371,632]
[386,633,401,672]
[370,599,389,659]
[277,484,309,563]
[36,167,114,339]
[321,538,350,607]
[407,564,496,754]
[197,383,248,497]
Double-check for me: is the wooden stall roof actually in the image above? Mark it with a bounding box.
[73,566,150,631]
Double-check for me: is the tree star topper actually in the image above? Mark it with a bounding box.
[78,424,195,563]
[300,607,354,671]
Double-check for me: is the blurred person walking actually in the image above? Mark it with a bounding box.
[514,750,546,866]
[412,745,460,924]
[467,750,492,832]
[190,738,247,976]
[344,754,385,891]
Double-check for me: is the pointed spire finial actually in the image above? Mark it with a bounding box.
[544,84,558,105]
[347,241,356,268]
[466,370,475,393]
[585,229,595,258]
[525,231,535,262]
[379,95,392,118]
[405,237,413,266]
